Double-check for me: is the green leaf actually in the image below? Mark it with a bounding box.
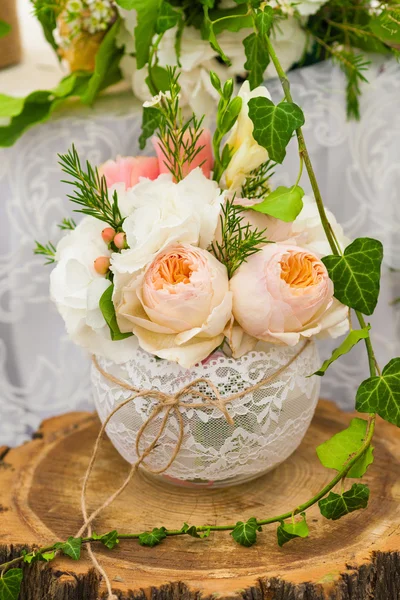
[138,527,167,547]
[277,512,309,547]
[203,7,232,65]
[0,21,11,38]
[145,65,170,93]
[322,238,383,316]
[243,32,270,89]
[369,9,400,45]
[99,284,133,342]
[356,358,400,427]
[155,2,180,34]
[54,537,82,561]
[312,326,370,377]
[208,4,252,35]
[319,483,370,520]
[181,523,211,539]
[220,96,242,134]
[139,106,160,150]
[92,530,120,549]
[0,95,25,119]
[0,568,23,600]
[22,549,56,564]
[33,0,58,52]
[316,418,374,478]
[81,19,124,105]
[125,0,163,69]
[255,8,273,39]
[247,185,304,222]
[230,517,261,547]
[248,97,305,163]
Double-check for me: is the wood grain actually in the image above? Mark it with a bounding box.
[0,0,21,69]
[1,400,400,599]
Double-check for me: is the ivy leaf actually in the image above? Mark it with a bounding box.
[356,358,400,427]
[155,2,180,34]
[369,9,400,45]
[322,238,383,316]
[316,418,374,478]
[0,95,25,120]
[319,483,370,520]
[277,512,309,547]
[145,65,170,93]
[0,568,23,600]
[312,326,370,377]
[99,284,133,342]
[248,97,305,163]
[243,32,270,89]
[22,550,56,564]
[203,7,232,65]
[139,106,160,150]
[123,0,163,69]
[54,537,82,561]
[93,530,120,550]
[181,523,211,539]
[208,4,252,35]
[81,19,124,105]
[247,185,304,222]
[0,21,11,38]
[255,8,273,38]
[138,527,167,547]
[230,517,261,547]
[33,0,58,52]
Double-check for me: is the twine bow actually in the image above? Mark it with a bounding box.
[76,341,309,598]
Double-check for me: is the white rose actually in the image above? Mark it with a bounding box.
[225,81,271,191]
[115,243,232,367]
[265,17,308,80]
[50,216,137,362]
[111,169,224,282]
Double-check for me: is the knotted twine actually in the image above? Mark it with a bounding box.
[76,340,310,598]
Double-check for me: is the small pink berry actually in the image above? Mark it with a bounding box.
[114,232,126,249]
[94,256,110,275]
[102,227,116,244]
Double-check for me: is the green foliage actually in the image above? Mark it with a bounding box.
[241,160,275,199]
[243,32,270,90]
[138,527,167,547]
[312,326,370,377]
[203,6,232,65]
[0,21,11,38]
[120,0,162,69]
[356,358,400,427]
[369,9,400,45]
[0,568,23,600]
[32,0,59,52]
[22,549,56,564]
[155,2,181,34]
[34,241,56,265]
[139,107,161,150]
[54,537,82,560]
[277,513,309,547]
[332,50,370,120]
[210,198,269,278]
[92,530,120,549]
[319,483,370,520]
[247,185,304,222]
[181,523,211,538]
[248,97,305,163]
[58,145,124,229]
[58,217,77,231]
[99,285,133,342]
[316,418,374,478]
[81,19,124,106]
[230,517,261,547]
[0,95,25,119]
[322,238,383,316]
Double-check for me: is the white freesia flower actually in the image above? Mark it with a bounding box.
[50,216,137,362]
[111,169,225,277]
[225,81,271,191]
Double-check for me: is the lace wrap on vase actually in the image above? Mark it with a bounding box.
[91,341,321,486]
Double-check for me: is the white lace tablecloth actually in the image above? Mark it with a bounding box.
[1,58,400,446]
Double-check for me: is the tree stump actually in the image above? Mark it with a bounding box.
[0,0,22,69]
[1,400,400,600]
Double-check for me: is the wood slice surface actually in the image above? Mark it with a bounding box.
[1,400,400,600]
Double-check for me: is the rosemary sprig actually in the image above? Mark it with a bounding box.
[58,145,124,230]
[210,198,269,278]
[241,160,276,199]
[58,217,76,231]
[34,241,56,265]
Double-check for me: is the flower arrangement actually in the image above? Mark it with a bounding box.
[1,0,399,145]
[1,10,399,598]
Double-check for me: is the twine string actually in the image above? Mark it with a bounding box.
[78,341,310,598]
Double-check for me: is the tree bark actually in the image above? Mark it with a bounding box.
[0,0,22,69]
[1,401,399,600]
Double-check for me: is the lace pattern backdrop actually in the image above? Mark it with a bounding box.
[1,58,400,446]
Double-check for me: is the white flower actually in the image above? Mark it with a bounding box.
[50,216,137,362]
[291,195,350,256]
[293,0,326,16]
[111,169,225,277]
[224,81,271,191]
[264,17,308,79]
[143,91,171,108]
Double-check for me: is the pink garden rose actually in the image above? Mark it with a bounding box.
[99,155,160,189]
[152,129,214,179]
[114,243,232,368]
[230,244,348,350]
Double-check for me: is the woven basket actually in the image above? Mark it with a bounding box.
[0,0,21,69]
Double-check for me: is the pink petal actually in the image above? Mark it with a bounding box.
[152,128,214,179]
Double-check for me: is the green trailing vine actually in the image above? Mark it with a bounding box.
[2,5,400,598]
